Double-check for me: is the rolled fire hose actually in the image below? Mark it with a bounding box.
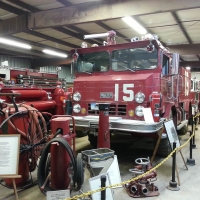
[2,104,48,172]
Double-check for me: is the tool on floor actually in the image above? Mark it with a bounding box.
[124,157,159,198]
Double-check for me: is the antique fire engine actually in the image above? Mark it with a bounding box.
[69,31,198,155]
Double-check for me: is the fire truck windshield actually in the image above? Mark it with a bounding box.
[111,47,158,71]
[77,51,109,73]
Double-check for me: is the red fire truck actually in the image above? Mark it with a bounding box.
[0,67,67,115]
[69,32,194,153]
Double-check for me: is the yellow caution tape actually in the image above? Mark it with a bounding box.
[193,112,200,119]
[64,132,195,200]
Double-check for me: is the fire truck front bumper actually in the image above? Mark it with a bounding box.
[72,116,164,134]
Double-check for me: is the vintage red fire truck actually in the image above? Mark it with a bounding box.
[0,66,73,188]
[69,32,194,151]
[0,67,67,115]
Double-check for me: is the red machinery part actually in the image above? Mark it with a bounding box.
[50,142,71,190]
[10,89,47,99]
[37,116,76,193]
[2,105,47,187]
[97,104,110,148]
[50,116,76,153]
[25,100,56,110]
[3,107,29,187]
[50,117,76,190]
[53,87,65,115]
[150,92,162,122]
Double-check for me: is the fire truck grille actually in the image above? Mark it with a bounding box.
[88,104,126,115]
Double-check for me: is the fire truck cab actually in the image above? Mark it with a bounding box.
[70,34,192,149]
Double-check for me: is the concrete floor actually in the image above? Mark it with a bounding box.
[0,126,199,200]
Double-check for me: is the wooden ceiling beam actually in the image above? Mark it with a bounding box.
[6,0,40,12]
[167,44,200,55]
[28,0,200,29]
[0,1,27,15]
[53,27,101,45]
[24,30,79,49]
[56,0,71,7]
[171,12,192,44]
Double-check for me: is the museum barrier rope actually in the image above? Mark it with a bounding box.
[64,129,195,200]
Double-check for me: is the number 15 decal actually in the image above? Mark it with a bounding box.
[115,83,134,101]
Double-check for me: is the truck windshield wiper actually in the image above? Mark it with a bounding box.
[122,66,135,72]
[82,71,92,74]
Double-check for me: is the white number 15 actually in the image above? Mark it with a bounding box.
[115,84,134,101]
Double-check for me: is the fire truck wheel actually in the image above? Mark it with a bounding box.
[177,125,188,135]
[38,137,77,195]
[44,154,51,177]
[76,130,88,137]
[156,138,171,157]
[88,134,98,148]
[75,153,84,191]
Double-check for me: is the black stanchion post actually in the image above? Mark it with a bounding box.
[195,116,198,130]
[167,142,180,191]
[101,175,107,200]
[187,131,196,166]
[192,118,196,148]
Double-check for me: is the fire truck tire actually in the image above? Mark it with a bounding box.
[76,130,88,137]
[44,154,51,177]
[75,153,84,191]
[157,138,171,157]
[177,125,188,135]
[38,137,77,195]
[88,134,98,148]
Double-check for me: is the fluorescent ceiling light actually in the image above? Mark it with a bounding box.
[0,38,32,49]
[122,16,147,35]
[42,49,68,58]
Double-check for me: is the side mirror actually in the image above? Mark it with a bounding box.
[171,53,180,75]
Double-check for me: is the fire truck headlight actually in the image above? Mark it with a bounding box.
[73,92,81,101]
[73,104,81,113]
[135,106,144,117]
[135,92,145,103]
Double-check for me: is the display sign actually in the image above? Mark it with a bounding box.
[107,155,122,188]
[0,135,20,176]
[47,190,70,200]
[143,108,154,123]
[89,172,114,200]
[164,120,180,149]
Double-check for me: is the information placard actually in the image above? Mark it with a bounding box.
[107,155,122,188]
[143,108,154,123]
[47,190,70,200]
[0,135,20,176]
[164,120,180,150]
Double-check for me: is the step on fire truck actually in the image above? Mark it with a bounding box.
[69,31,196,155]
